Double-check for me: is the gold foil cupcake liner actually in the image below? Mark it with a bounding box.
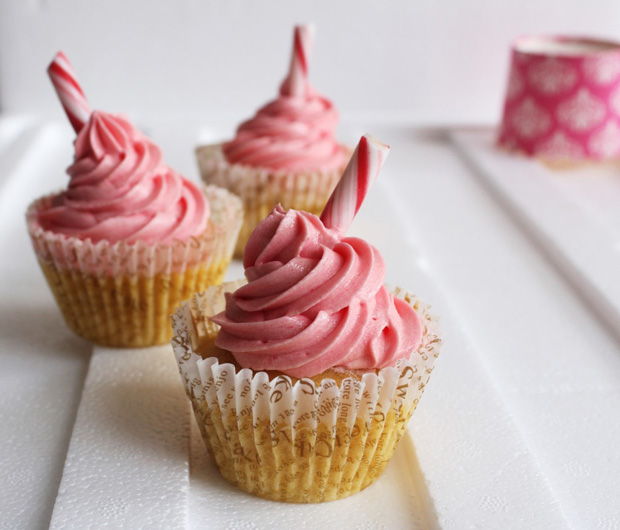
[171,281,441,503]
[26,185,243,348]
[196,144,349,257]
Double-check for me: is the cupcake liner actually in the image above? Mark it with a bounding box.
[196,144,350,257]
[26,185,242,348]
[171,281,441,503]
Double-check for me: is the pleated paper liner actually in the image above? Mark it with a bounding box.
[195,144,350,257]
[171,281,441,503]
[26,185,242,348]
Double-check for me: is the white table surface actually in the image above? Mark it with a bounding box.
[1,116,618,529]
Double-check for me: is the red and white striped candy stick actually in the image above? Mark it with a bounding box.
[320,134,390,234]
[280,24,314,97]
[47,51,91,133]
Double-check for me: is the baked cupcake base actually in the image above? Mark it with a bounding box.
[196,144,350,257]
[27,185,242,348]
[171,281,441,503]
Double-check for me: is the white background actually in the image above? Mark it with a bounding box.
[1,0,619,125]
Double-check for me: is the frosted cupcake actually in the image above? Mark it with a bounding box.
[26,52,242,347]
[196,24,349,256]
[172,135,441,502]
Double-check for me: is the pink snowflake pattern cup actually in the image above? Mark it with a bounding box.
[497,35,620,162]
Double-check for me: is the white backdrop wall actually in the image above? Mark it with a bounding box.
[1,0,619,125]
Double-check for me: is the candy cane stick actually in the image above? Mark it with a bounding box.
[280,24,314,97]
[47,51,91,133]
[320,134,390,234]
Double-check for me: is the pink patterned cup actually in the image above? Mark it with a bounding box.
[497,35,620,162]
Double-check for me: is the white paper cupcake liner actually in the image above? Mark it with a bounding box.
[171,281,441,502]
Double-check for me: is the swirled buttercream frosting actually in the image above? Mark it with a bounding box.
[222,84,348,172]
[212,205,422,378]
[38,111,209,245]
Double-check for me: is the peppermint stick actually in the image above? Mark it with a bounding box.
[280,24,314,97]
[47,51,91,133]
[320,134,390,234]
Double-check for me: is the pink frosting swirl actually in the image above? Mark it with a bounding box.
[38,111,209,245]
[222,83,348,172]
[212,205,422,378]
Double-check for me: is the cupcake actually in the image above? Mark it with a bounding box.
[172,135,441,502]
[26,51,242,347]
[196,24,350,256]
